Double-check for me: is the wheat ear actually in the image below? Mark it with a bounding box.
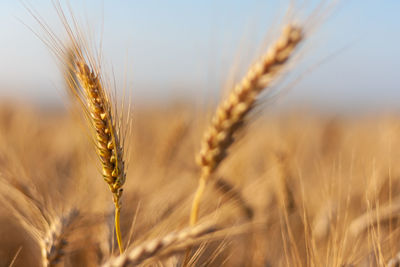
[42,209,79,267]
[0,177,79,267]
[190,24,303,225]
[102,224,217,267]
[65,49,126,254]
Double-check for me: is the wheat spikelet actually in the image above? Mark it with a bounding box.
[190,24,303,225]
[102,224,217,267]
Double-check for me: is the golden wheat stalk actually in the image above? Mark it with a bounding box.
[102,223,217,267]
[190,24,303,225]
[26,1,129,254]
[65,48,127,254]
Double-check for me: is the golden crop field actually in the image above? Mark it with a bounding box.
[0,1,399,267]
[2,104,400,266]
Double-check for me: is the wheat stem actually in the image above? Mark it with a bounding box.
[190,171,208,226]
[114,196,124,254]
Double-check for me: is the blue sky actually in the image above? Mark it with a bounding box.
[0,0,399,112]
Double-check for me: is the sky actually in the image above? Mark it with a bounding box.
[0,0,399,112]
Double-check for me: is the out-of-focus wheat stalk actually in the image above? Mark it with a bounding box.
[42,210,79,267]
[349,197,400,237]
[214,177,254,220]
[102,223,217,267]
[190,24,303,226]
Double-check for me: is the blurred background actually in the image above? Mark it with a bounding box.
[0,0,399,113]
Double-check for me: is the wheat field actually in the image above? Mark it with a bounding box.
[0,1,399,267]
[2,103,400,266]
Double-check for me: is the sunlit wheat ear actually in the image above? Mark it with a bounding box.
[26,1,130,254]
[191,24,303,225]
[65,48,127,254]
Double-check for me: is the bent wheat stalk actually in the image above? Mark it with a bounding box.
[191,24,303,225]
[103,223,217,267]
[65,48,127,254]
